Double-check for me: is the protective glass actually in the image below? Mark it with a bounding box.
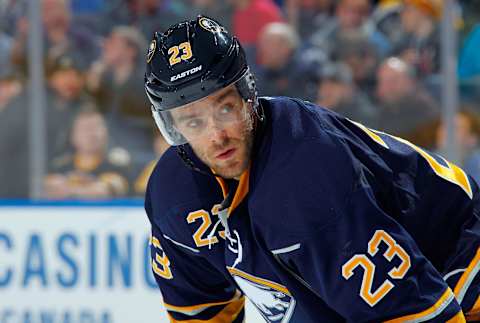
[151,84,251,146]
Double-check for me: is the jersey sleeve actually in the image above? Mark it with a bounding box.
[275,192,464,322]
[441,208,480,321]
[256,133,467,322]
[145,190,245,323]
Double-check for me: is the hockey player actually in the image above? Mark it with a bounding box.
[143,16,480,322]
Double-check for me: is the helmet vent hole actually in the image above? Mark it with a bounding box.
[180,94,185,99]
[201,86,206,91]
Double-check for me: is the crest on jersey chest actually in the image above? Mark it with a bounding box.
[225,230,296,323]
[228,266,296,323]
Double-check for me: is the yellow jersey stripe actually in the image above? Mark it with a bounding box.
[384,287,455,323]
[348,119,389,148]
[213,167,250,216]
[164,290,242,314]
[214,176,228,199]
[454,248,480,303]
[167,296,244,323]
[228,266,291,295]
[229,167,249,215]
[446,310,467,323]
[466,295,480,320]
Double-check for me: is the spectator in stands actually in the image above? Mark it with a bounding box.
[0,69,29,198]
[436,109,480,185]
[229,0,283,60]
[316,62,377,127]
[391,0,442,77]
[46,53,90,161]
[309,0,391,60]
[334,30,380,97]
[255,22,318,99]
[86,26,151,155]
[375,56,439,148]
[284,0,334,40]
[43,108,131,199]
[370,0,403,44]
[0,0,27,36]
[10,0,100,77]
[133,131,169,196]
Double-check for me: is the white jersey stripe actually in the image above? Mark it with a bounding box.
[163,234,200,253]
[271,243,301,255]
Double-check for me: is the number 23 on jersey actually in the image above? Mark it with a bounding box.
[342,230,411,307]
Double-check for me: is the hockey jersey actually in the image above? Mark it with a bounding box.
[145,96,480,322]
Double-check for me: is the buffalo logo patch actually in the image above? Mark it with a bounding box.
[228,267,296,323]
[199,17,226,33]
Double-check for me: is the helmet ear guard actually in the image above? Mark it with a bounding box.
[235,69,264,122]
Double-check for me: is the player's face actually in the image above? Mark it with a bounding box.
[171,85,254,179]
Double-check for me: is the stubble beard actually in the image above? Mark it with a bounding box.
[195,126,254,179]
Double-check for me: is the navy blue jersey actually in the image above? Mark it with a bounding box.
[145,97,480,322]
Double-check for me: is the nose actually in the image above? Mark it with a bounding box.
[205,117,228,143]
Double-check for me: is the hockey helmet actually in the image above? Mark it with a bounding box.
[144,16,259,145]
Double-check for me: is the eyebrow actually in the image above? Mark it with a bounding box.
[174,112,199,124]
[173,88,238,123]
[214,88,237,104]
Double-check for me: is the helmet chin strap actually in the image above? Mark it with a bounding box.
[176,145,213,177]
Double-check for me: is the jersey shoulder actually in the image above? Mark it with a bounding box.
[145,147,224,239]
[252,98,360,239]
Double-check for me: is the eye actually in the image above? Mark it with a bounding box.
[219,105,234,115]
[185,118,204,129]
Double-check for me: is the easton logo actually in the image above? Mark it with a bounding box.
[171,65,202,82]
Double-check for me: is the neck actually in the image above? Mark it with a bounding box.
[74,152,103,171]
[76,151,102,160]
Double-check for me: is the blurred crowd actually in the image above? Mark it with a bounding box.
[1,0,480,199]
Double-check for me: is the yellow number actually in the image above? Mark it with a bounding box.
[186,205,225,247]
[349,120,472,199]
[342,230,411,307]
[187,210,218,247]
[179,42,193,60]
[151,236,173,279]
[168,46,180,65]
[367,230,410,279]
[342,254,394,307]
[168,42,193,66]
